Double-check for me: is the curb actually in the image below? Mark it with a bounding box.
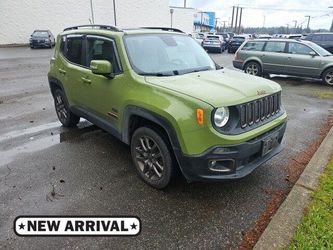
[254,125,333,250]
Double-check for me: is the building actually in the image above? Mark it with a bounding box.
[0,0,195,45]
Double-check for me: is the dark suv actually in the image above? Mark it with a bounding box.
[29,30,55,48]
[304,33,333,53]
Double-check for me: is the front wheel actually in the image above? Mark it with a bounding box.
[322,68,333,86]
[244,62,262,76]
[53,89,80,127]
[131,127,174,189]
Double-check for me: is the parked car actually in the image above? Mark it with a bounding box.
[228,32,235,39]
[48,25,287,188]
[304,33,333,53]
[193,32,205,45]
[258,34,272,39]
[233,38,333,86]
[29,30,55,48]
[228,35,247,53]
[202,35,226,53]
[283,34,302,39]
[215,32,231,43]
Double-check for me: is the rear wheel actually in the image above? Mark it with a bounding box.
[131,127,174,189]
[53,89,80,127]
[322,68,333,86]
[244,61,262,76]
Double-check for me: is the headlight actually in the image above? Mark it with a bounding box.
[213,107,229,127]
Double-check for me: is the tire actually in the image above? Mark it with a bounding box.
[244,61,262,76]
[322,68,333,86]
[131,127,174,189]
[53,89,80,127]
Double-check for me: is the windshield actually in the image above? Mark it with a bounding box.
[124,34,216,76]
[32,31,48,37]
[308,42,332,56]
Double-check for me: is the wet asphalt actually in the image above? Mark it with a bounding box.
[0,47,333,249]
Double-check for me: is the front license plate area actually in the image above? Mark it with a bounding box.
[262,132,279,156]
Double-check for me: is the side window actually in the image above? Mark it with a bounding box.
[64,36,84,65]
[87,37,120,73]
[242,41,265,51]
[313,35,322,42]
[264,42,286,53]
[288,43,313,55]
[323,34,333,41]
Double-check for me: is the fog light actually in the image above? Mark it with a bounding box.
[208,159,235,173]
[210,160,217,167]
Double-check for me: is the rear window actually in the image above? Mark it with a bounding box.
[264,42,286,53]
[233,36,245,41]
[207,36,219,40]
[242,41,265,51]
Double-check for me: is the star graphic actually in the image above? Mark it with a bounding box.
[130,223,137,230]
[18,223,25,230]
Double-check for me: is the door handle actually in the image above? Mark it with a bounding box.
[58,68,66,75]
[81,77,92,84]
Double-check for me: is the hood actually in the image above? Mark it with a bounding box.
[145,68,281,107]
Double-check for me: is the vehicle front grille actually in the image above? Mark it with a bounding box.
[239,92,281,129]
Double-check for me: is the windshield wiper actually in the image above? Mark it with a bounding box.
[141,72,174,77]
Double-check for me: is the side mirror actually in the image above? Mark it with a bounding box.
[90,60,113,78]
[309,51,317,57]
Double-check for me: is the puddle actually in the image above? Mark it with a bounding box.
[0,134,60,167]
[0,121,61,143]
[0,120,100,167]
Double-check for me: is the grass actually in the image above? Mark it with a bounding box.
[288,155,333,249]
[314,91,333,99]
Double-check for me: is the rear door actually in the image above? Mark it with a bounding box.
[58,34,87,107]
[261,41,287,74]
[284,42,321,77]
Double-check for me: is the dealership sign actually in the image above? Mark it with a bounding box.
[14,216,141,236]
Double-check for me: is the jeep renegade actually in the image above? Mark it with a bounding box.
[48,25,287,189]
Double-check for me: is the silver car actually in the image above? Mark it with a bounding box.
[233,39,333,86]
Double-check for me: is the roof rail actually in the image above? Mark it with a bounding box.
[63,25,122,32]
[139,27,185,33]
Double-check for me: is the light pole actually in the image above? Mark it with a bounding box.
[89,0,95,24]
[170,9,174,28]
[293,20,297,28]
[329,7,333,32]
[305,15,311,32]
[113,0,117,26]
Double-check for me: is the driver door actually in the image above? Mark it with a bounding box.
[79,35,125,127]
[284,42,321,77]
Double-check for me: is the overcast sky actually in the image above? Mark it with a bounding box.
[169,0,333,30]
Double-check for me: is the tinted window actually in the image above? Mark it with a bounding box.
[242,41,265,51]
[322,34,333,41]
[64,36,83,65]
[288,43,313,55]
[264,42,286,53]
[312,35,323,42]
[87,37,120,73]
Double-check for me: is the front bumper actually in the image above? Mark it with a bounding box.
[176,122,286,182]
[30,39,51,48]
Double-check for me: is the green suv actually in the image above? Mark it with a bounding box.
[48,25,287,189]
[233,38,333,86]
